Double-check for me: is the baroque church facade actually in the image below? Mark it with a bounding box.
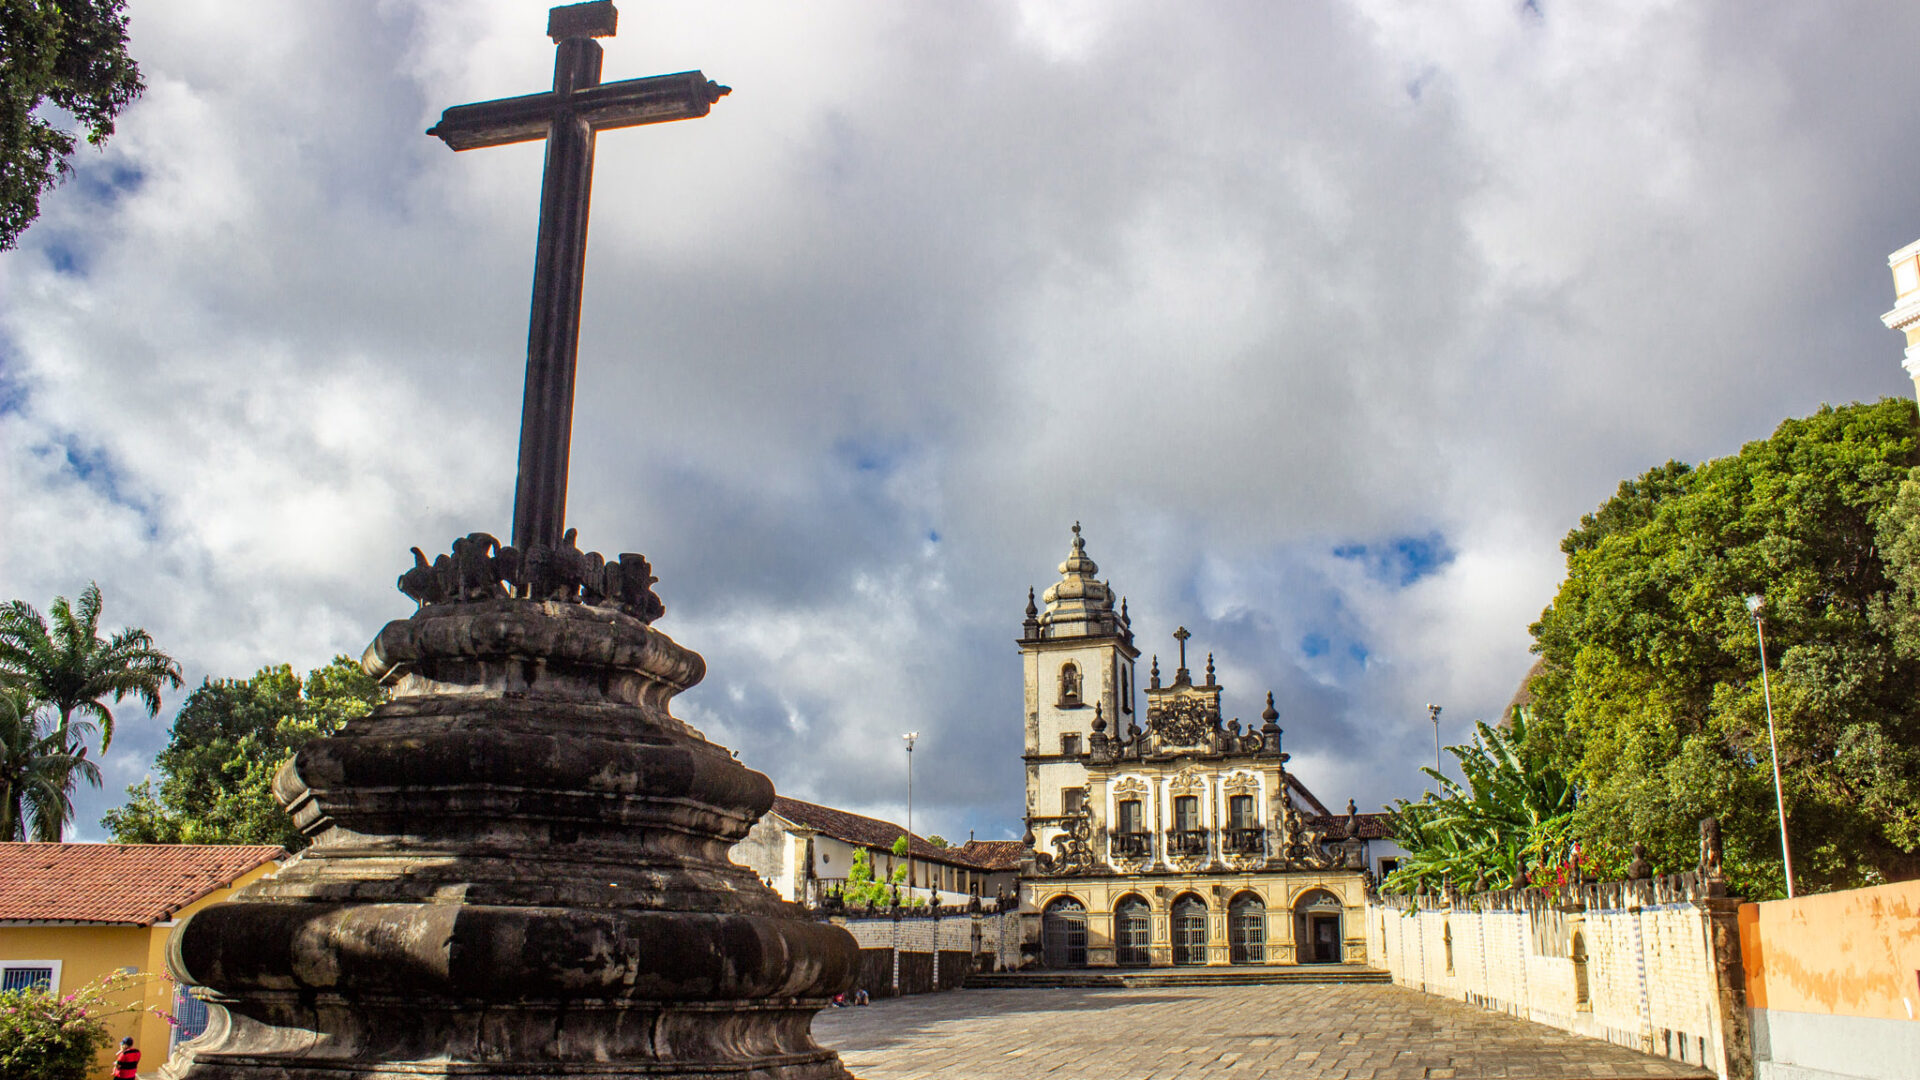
[1016,526,1385,968]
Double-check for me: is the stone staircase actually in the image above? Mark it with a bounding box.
[965,964,1392,989]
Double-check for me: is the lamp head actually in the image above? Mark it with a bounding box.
[903,731,918,750]
[1746,594,1764,615]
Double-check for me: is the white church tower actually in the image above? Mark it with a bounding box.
[1020,524,1138,856]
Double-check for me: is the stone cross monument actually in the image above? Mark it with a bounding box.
[425,0,729,553]
[160,5,858,1078]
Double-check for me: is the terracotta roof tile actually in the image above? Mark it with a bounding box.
[0,843,283,925]
[1307,812,1394,840]
[770,797,975,866]
[951,839,1028,871]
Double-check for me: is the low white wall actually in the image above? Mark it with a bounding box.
[1368,877,1744,1078]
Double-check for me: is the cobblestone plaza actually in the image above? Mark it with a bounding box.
[813,983,1712,1079]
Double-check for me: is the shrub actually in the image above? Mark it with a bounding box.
[0,971,150,1080]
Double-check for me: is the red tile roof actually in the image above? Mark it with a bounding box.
[770,797,975,866]
[952,839,1028,871]
[1308,812,1395,840]
[0,843,283,925]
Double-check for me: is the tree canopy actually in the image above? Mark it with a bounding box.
[102,657,383,850]
[0,0,144,250]
[1527,398,1920,898]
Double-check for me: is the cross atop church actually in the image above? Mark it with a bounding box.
[427,1,729,552]
[1172,626,1191,683]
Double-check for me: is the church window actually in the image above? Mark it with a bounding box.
[1061,788,1086,816]
[1116,800,1146,855]
[1114,896,1151,966]
[1059,663,1081,706]
[1172,795,1203,854]
[1229,892,1266,964]
[1060,733,1082,756]
[1042,897,1088,968]
[1171,894,1208,965]
[1227,794,1261,853]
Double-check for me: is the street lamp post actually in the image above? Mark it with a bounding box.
[1426,703,1442,776]
[903,731,918,898]
[1746,595,1797,898]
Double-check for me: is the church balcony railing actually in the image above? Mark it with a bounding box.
[1169,829,1209,856]
[1225,827,1265,854]
[1115,833,1151,857]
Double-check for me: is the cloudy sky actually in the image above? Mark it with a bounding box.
[4,0,1918,844]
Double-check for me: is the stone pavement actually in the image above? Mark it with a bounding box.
[813,983,1714,1079]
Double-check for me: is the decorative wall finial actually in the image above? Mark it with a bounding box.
[1025,586,1038,618]
[1205,651,1215,685]
[1150,655,1161,689]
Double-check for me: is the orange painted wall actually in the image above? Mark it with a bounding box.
[1739,879,1920,1022]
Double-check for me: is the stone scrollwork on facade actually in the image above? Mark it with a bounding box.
[1049,789,1098,875]
[1150,696,1218,749]
[1271,781,1334,870]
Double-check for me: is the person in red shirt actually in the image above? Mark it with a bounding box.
[113,1036,141,1079]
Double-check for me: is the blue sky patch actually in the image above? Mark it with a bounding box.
[1333,531,1455,588]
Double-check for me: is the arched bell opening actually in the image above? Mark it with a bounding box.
[1042,896,1087,968]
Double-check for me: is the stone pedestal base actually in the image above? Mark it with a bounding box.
[162,600,857,1080]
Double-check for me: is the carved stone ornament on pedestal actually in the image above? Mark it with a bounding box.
[162,549,859,1079]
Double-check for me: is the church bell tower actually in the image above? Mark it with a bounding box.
[1020,524,1138,857]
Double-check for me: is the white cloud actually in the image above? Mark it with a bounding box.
[3,0,1917,840]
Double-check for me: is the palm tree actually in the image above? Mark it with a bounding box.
[0,584,179,840]
[0,583,181,753]
[0,686,100,842]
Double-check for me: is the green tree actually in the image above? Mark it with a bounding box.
[0,0,143,250]
[0,583,179,840]
[101,656,383,850]
[1528,398,1920,898]
[0,685,97,841]
[1383,707,1578,895]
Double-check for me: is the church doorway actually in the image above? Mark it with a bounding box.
[1228,892,1266,964]
[1042,897,1087,968]
[1294,889,1344,964]
[1114,895,1151,966]
[1171,894,1208,965]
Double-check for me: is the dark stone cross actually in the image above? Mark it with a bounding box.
[427,0,729,552]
